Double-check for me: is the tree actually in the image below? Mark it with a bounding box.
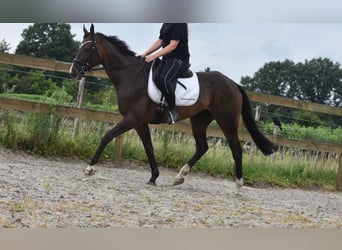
[241,60,298,97]
[8,23,111,104]
[14,23,81,89]
[240,58,342,126]
[15,23,79,62]
[0,39,13,93]
[241,58,342,105]
[0,39,11,53]
[296,58,342,106]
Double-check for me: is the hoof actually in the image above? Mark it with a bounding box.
[147,180,156,186]
[173,177,185,186]
[235,178,244,194]
[84,166,96,176]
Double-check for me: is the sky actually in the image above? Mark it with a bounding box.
[1,22,342,83]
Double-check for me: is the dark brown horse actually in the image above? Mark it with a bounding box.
[70,24,278,191]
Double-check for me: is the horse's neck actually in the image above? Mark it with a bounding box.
[102,55,134,86]
[101,51,148,94]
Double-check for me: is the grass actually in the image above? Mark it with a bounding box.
[122,128,338,190]
[260,122,342,143]
[242,156,337,190]
[0,109,339,191]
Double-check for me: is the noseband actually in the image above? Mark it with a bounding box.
[72,40,98,75]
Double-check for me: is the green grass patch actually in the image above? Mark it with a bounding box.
[242,154,337,190]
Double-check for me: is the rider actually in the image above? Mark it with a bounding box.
[141,23,190,124]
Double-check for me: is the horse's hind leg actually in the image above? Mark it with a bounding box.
[216,118,243,192]
[174,110,213,185]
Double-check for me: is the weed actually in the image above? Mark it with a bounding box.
[10,201,25,213]
[43,182,52,194]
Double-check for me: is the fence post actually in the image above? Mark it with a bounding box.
[337,153,342,191]
[72,77,85,140]
[254,105,261,122]
[251,106,261,154]
[115,134,124,164]
[271,125,279,163]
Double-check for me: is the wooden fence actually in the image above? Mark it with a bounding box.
[1,52,342,190]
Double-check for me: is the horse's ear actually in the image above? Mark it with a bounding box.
[90,24,95,35]
[83,24,88,35]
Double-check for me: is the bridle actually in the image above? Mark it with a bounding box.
[72,39,98,75]
[72,35,148,81]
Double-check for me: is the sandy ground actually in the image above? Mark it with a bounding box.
[0,147,341,228]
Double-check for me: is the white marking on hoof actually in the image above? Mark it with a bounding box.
[236,178,244,193]
[173,164,190,186]
[84,165,97,176]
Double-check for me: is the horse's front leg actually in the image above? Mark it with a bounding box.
[135,124,159,185]
[84,115,135,176]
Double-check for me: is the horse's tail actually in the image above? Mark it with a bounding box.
[237,85,278,155]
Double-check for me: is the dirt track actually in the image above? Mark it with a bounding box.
[0,147,341,228]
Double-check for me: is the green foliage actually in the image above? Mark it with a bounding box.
[29,71,57,96]
[1,111,19,150]
[0,64,15,93]
[82,78,114,105]
[28,111,63,155]
[62,79,78,99]
[1,69,58,96]
[84,87,118,111]
[49,86,73,104]
[15,23,79,62]
[242,154,337,190]
[241,60,298,97]
[241,58,342,126]
[0,109,62,155]
[14,23,80,87]
[291,110,324,127]
[296,58,341,105]
[260,122,342,143]
[0,39,11,52]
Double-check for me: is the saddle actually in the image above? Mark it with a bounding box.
[147,59,199,123]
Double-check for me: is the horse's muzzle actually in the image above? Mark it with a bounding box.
[69,65,83,80]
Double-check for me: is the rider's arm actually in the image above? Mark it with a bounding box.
[141,39,163,58]
[144,40,179,62]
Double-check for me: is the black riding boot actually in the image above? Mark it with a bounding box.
[166,91,178,124]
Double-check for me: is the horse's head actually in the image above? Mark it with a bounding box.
[70,24,102,80]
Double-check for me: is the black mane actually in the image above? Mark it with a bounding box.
[96,32,136,57]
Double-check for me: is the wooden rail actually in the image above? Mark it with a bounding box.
[246,91,342,117]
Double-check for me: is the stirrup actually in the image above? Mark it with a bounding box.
[168,110,179,124]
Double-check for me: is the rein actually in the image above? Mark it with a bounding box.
[72,36,144,74]
[73,34,149,90]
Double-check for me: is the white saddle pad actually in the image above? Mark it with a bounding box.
[147,66,200,106]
